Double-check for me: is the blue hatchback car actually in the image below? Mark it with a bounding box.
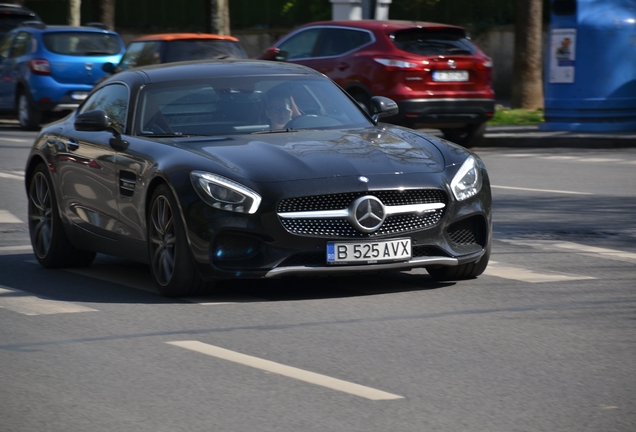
[0,22,125,129]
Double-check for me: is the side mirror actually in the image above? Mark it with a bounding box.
[75,109,109,131]
[261,47,288,62]
[102,62,116,74]
[371,96,399,122]
[74,109,128,151]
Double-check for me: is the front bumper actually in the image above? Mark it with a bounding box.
[182,173,492,281]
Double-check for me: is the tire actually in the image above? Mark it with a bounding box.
[148,184,211,297]
[441,122,487,148]
[17,90,42,131]
[28,164,96,268]
[427,245,490,282]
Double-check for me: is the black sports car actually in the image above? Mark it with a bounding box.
[25,60,491,297]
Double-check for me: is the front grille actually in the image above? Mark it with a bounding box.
[278,189,447,238]
[277,189,446,212]
[280,212,443,238]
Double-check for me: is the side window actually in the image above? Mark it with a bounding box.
[315,28,371,57]
[277,28,321,60]
[119,41,161,70]
[0,34,14,58]
[80,84,128,133]
[11,32,31,58]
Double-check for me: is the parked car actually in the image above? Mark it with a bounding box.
[25,59,492,297]
[0,22,125,130]
[102,33,248,76]
[0,2,41,39]
[260,20,495,147]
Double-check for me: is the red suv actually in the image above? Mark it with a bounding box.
[260,20,495,147]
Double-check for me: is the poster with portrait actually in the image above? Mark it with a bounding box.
[549,28,576,83]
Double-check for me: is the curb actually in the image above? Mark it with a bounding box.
[476,126,636,149]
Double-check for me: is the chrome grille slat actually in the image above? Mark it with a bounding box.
[278,189,447,238]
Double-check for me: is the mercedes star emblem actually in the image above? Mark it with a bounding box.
[349,195,385,233]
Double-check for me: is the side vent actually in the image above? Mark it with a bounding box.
[119,171,136,197]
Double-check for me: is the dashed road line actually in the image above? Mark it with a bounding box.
[484,261,595,283]
[491,185,593,195]
[0,171,24,180]
[0,245,32,255]
[0,285,97,316]
[167,340,404,401]
[496,154,636,165]
[0,210,23,223]
[501,239,636,263]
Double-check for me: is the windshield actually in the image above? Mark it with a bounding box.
[42,32,122,56]
[391,28,476,56]
[164,39,248,61]
[135,75,371,136]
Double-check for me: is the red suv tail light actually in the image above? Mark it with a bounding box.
[475,59,493,71]
[29,59,51,75]
[374,58,426,71]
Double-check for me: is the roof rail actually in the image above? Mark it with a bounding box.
[18,21,46,30]
[85,22,109,30]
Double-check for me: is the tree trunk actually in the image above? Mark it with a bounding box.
[207,0,230,35]
[94,0,115,30]
[511,0,544,109]
[68,0,81,26]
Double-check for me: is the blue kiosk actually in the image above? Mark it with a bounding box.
[541,0,636,131]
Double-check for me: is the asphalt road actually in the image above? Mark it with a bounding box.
[1,123,635,432]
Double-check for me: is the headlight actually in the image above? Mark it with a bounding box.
[190,171,261,214]
[450,156,482,201]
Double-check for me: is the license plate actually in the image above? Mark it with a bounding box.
[326,238,412,264]
[432,70,469,82]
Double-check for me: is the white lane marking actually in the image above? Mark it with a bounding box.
[1,138,29,143]
[0,172,24,180]
[0,245,32,254]
[167,340,404,401]
[484,261,595,283]
[0,285,97,316]
[499,153,536,158]
[491,185,593,195]
[540,155,579,160]
[579,158,622,163]
[501,240,636,263]
[0,210,23,223]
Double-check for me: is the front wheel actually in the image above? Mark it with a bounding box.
[17,90,42,131]
[441,122,487,148]
[148,184,211,297]
[28,163,96,268]
[427,246,490,282]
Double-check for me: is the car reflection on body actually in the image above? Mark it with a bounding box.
[25,60,491,297]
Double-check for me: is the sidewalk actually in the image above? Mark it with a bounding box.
[479,125,636,149]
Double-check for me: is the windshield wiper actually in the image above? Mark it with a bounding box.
[251,128,298,135]
[139,133,201,138]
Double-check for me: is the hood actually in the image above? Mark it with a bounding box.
[179,127,445,183]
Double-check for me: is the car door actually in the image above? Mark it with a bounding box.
[56,83,128,240]
[275,27,329,72]
[310,27,373,86]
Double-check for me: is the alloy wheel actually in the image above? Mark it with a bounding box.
[28,172,53,258]
[149,195,176,285]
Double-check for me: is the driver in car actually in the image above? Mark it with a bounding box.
[266,95,293,129]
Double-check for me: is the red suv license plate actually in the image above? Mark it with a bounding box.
[432,70,469,82]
